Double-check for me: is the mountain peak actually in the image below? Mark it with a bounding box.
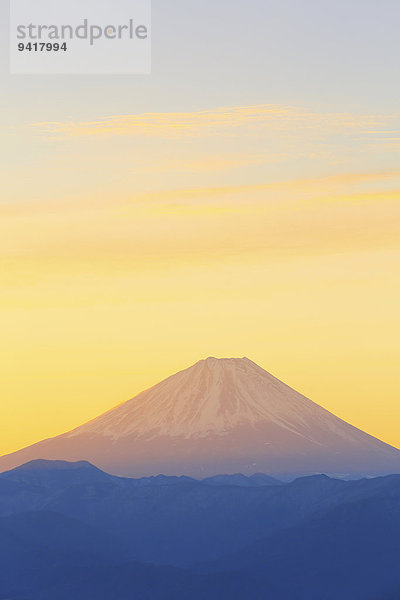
[0,357,399,478]
[61,357,398,449]
[203,356,252,362]
[200,356,254,367]
[65,356,298,441]
[7,459,98,473]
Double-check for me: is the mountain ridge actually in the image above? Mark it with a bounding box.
[2,459,400,599]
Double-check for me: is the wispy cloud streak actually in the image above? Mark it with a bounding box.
[32,104,398,140]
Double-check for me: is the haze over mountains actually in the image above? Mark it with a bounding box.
[1,459,400,600]
[1,357,399,477]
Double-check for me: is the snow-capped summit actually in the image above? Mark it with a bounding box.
[67,356,337,440]
[0,357,399,478]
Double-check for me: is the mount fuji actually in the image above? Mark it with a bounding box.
[1,357,399,477]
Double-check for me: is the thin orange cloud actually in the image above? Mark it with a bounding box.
[32,104,398,139]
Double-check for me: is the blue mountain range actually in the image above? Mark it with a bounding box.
[1,459,400,599]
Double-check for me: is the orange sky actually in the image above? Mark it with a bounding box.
[1,106,399,455]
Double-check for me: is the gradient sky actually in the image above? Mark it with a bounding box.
[1,0,399,455]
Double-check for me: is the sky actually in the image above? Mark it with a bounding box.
[0,0,399,455]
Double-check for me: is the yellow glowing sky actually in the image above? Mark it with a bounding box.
[1,2,400,456]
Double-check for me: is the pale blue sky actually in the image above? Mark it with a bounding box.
[1,0,399,199]
[1,0,399,126]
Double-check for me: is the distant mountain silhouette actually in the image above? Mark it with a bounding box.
[1,460,400,599]
[1,358,399,478]
[201,472,282,486]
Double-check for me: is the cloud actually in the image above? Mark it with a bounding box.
[32,104,398,140]
[2,169,399,277]
[130,169,400,209]
[135,153,287,174]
